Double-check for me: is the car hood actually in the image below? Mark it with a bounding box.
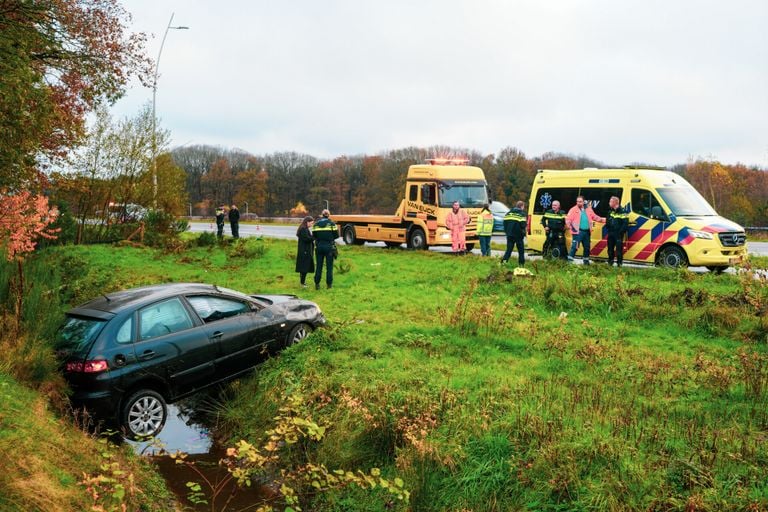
[250,294,325,325]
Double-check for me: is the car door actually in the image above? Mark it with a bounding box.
[185,294,277,377]
[135,296,218,398]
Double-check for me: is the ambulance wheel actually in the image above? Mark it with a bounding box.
[658,245,688,268]
[550,246,564,259]
[465,243,475,251]
[343,225,364,245]
[706,266,727,274]
[408,228,427,250]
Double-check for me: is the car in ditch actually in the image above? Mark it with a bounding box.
[55,283,326,439]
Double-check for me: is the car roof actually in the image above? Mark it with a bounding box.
[68,283,250,315]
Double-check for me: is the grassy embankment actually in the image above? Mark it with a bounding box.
[2,238,768,511]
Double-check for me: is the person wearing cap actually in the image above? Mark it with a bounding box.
[501,201,527,266]
[311,209,339,289]
[295,216,315,287]
[228,204,240,239]
[215,205,226,239]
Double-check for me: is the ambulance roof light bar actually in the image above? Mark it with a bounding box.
[426,158,469,165]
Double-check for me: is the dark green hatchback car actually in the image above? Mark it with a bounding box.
[56,283,325,439]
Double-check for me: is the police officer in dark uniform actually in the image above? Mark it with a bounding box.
[501,201,527,266]
[541,200,567,259]
[606,196,629,267]
[228,204,240,239]
[311,209,339,289]
[215,205,226,239]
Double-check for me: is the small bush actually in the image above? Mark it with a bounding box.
[195,231,218,247]
[226,238,267,259]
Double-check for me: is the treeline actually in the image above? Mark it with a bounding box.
[173,145,768,226]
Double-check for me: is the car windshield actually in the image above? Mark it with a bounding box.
[56,315,107,353]
[439,185,489,207]
[656,187,717,216]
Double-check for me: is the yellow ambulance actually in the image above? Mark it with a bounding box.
[527,167,747,270]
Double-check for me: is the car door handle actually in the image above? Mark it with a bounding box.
[139,350,155,361]
[209,331,223,341]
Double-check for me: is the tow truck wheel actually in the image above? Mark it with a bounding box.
[658,245,688,268]
[706,266,727,274]
[343,225,364,245]
[408,228,427,250]
[465,243,475,252]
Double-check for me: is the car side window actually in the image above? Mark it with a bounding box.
[139,298,194,340]
[116,317,133,344]
[186,295,250,323]
[631,189,662,218]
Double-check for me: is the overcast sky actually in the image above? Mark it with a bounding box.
[112,0,768,167]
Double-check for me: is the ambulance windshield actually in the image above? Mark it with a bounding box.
[656,187,717,216]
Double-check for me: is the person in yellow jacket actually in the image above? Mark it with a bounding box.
[476,204,494,256]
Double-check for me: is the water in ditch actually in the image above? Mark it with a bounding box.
[125,391,276,511]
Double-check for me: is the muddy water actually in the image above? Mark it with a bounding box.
[127,398,276,511]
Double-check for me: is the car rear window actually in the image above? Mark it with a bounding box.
[56,315,107,352]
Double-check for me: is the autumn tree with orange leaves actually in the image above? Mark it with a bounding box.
[0,191,59,326]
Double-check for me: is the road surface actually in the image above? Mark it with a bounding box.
[188,222,768,257]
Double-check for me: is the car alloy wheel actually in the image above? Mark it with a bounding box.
[122,389,167,439]
[288,323,313,345]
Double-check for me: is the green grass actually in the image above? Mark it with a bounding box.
[2,237,768,511]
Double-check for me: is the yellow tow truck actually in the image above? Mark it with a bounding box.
[334,159,490,250]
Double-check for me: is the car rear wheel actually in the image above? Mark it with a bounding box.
[121,389,167,439]
[287,323,313,345]
[658,245,688,268]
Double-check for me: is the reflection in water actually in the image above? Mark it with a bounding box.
[124,392,275,510]
[128,403,212,455]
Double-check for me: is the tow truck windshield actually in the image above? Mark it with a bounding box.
[439,185,489,208]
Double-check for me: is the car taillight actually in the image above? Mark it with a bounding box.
[66,360,108,373]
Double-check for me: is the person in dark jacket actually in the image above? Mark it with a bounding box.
[295,216,315,287]
[501,201,527,266]
[606,196,629,266]
[311,209,339,289]
[215,205,226,239]
[541,200,567,259]
[228,204,240,238]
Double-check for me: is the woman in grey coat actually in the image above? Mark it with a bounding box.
[295,216,315,287]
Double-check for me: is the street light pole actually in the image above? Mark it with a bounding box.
[152,13,188,209]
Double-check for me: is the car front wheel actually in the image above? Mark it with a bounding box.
[287,323,313,346]
[658,245,688,268]
[121,389,167,439]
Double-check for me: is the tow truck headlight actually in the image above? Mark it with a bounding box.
[688,229,713,240]
[440,233,451,240]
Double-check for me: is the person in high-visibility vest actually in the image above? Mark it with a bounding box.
[215,205,226,239]
[476,204,494,256]
[502,201,527,266]
[605,196,629,267]
[541,200,567,259]
[311,209,339,289]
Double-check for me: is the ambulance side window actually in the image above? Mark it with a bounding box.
[631,189,663,218]
[580,188,623,217]
[533,188,578,214]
